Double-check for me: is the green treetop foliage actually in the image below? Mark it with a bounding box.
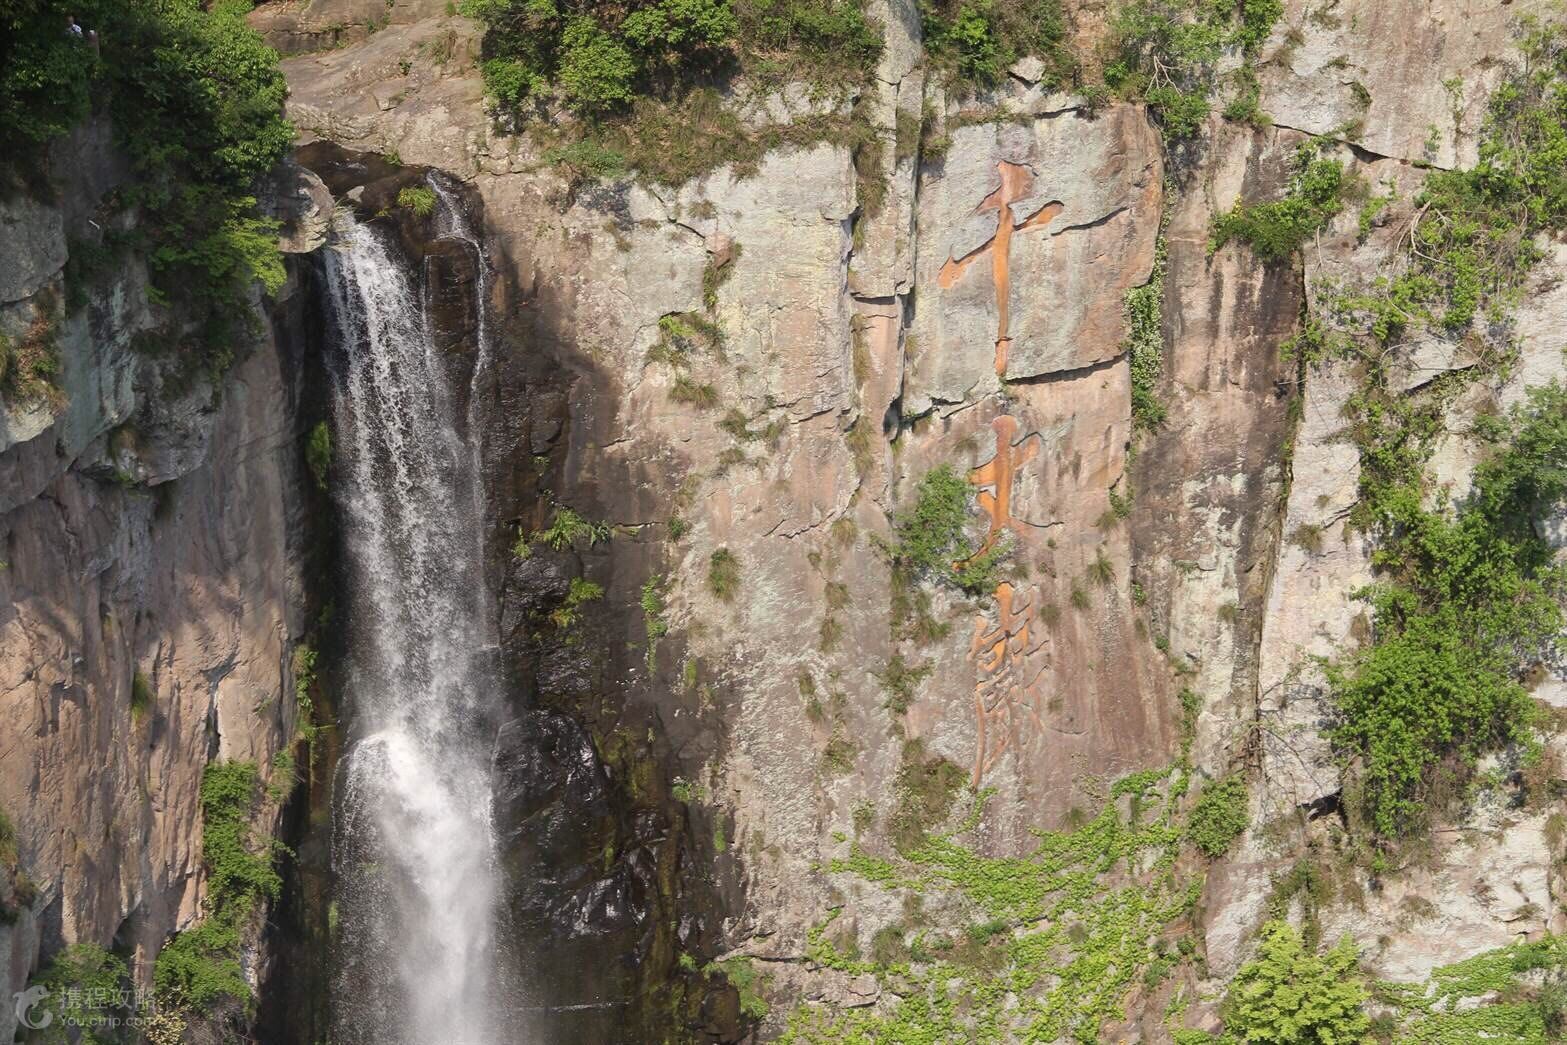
[1218,921,1372,1044]
[154,760,282,1014]
[1104,0,1283,140]
[1210,141,1354,260]
[465,0,879,117]
[29,944,131,1045]
[887,464,1009,598]
[918,0,1073,89]
[1,0,292,380]
[1329,384,1567,836]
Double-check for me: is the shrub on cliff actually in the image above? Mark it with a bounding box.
[1328,384,1567,836]
[1103,0,1283,140]
[1187,774,1248,856]
[1218,922,1371,1045]
[154,760,283,1016]
[466,0,879,119]
[1210,141,1353,261]
[918,0,1073,88]
[28,944,131,1043]
[886,464,1010,598]
[2,1,293,380]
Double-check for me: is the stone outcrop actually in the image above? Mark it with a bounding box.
[0,122,327,1040]
[256,0,1567,1032]
[8,0,1567,1039]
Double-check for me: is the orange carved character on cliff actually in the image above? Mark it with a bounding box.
[938,161,1063,377]
[965,414,1049,786]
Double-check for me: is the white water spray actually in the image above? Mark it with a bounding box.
[323,201,504,1045]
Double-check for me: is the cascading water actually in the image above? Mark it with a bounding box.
[322,195,507,1045]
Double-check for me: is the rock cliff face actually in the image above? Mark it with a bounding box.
[0,127,326,1040]
[255,0,1567,1037]
[6,0,1567,1040]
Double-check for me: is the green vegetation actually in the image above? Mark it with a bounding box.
[1217,922,1370,1045]
[396,185,438,216]
[516,506,613,556]
[918,0,1073,89]
[267,749,297,803]
[886,464,1009,599]
[1327,384,1567,836]
[3,0,294,380]
[1103,0,1283,140]
[1374,936,1567,1043]
[670,375,720,408]
[0,309,63,407]
[876,653,932,715]
[466,0,878,115]
[649,312,725,366]
[789,769,1202,1042]
[0,804,36,925]
[304,421,332,491]
[887,740,966,851]
[291,642,321,745]
[155,761,282,1014]
[1125,234,1167,432]
[131,670,154,721]
[641,575,669,667]
[29,943,131,1044]
[463,0,882,184]
[708,956,770,1020]
[1245,23,1567,840]
[708,547,741,600]
[549,575,605,630]
[1210,141,1354,261]
[1186,774,1247,857]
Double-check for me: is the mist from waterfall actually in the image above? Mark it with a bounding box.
[322,195,507,1045]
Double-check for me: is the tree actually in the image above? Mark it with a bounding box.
[1221,921,1372,1044]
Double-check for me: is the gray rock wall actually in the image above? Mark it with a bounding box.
[0,127,323,1038]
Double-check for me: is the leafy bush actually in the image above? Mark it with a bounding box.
[918,0,1072,88]
[888,464,1009,597]
[520,507,612,555]
[708,547,741,600]
[549,575,605,629]
[198,761,282,912]
[155,760,281,1014]
[466,0,880,185]
[467,0,740,113]
[2,1,293,380]
[31,944,130,1044]
[305,421,332,490]
[1187,774,1248,856]
[1329,384,1567,835]
[154,918,251,1014]
[1125,236,1167,431]
[1211,142,1352,261]
[1220,921,1371,1044]
[1103,0,1283,140]
[397,185,437,216]
[708,956,770,1020]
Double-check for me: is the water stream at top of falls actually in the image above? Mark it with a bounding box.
[322,190,509,1045]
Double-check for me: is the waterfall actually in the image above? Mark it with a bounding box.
[322,200,507,1045]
